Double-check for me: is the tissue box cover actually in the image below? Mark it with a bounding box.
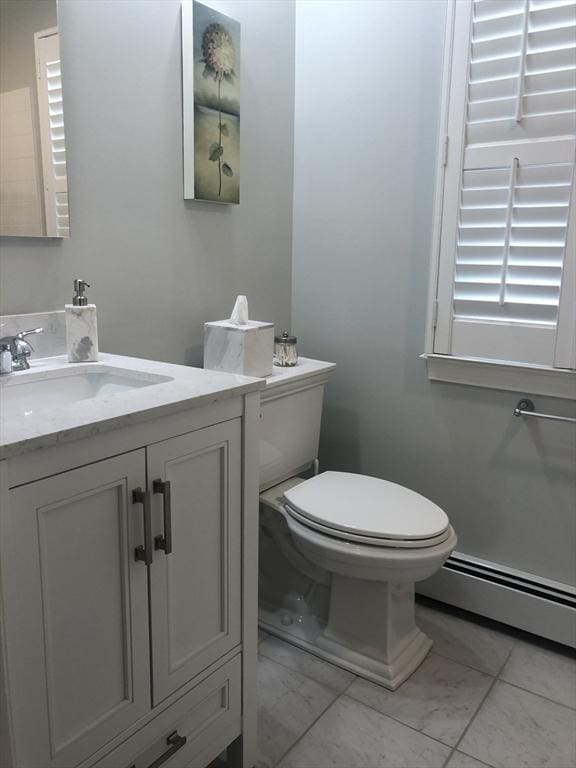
[204,319,274,377]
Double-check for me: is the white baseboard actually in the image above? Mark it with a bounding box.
[418,555,576,649]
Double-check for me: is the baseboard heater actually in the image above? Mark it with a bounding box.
[417,552,576,649]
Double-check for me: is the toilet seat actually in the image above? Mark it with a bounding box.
[283,503,452,548]
[283,471,449,548]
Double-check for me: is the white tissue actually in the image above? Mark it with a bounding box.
[230,295,249,325]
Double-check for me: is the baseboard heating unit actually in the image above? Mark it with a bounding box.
[418,552,576,648]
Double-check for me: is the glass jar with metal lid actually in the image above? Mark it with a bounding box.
[0,343,12,375]
[274,330,298,367]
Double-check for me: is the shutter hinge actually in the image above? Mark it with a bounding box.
[442,135,449,167]
[432,300,439,328]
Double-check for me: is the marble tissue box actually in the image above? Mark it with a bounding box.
[204,319,274,378]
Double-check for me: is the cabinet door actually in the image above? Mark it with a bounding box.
[148,420,242,703]
[1,451,150,768]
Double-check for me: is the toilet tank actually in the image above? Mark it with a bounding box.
[260,358,336,491]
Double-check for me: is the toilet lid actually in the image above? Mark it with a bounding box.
[283,472,449,541]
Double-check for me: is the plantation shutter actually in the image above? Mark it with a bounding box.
[35,30,69,237]
[46,55,69,237]
[435,0,576,368]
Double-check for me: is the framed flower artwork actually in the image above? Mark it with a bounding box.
[182,0,240,204]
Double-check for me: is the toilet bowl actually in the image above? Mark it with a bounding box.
[279,471,457,688]
[258,359,456,689]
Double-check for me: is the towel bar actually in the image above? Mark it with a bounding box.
[514,398,576,425]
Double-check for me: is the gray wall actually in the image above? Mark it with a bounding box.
[292,0,576,586]
[2,0,574,587]
[0,0,295,365]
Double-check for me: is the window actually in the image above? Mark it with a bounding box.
[427,0,576,395]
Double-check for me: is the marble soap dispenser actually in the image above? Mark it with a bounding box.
[65,279,99,362]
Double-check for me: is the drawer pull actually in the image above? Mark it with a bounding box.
[147,731,187,768]
[153,479,173,555]
[133,488,153,566]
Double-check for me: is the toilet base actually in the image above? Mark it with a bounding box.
[316,575,432,690]
[316,624,432,690]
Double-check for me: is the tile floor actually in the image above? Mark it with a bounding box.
[248,599,576,768]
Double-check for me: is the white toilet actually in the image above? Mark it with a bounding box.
[258,358,457,689]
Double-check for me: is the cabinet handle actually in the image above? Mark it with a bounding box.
[153,479,173,555]
[133,488,153,565]
[146,730,187,768]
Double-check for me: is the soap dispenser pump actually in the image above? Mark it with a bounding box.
[72,278,90,306]
[65,278,99,362]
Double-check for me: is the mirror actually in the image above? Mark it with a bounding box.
[0,0,69,237]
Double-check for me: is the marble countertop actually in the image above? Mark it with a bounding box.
[0,353,265,460]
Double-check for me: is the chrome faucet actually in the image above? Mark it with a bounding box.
[0,328,43,372]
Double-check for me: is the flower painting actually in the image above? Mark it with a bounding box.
[182,0,240,204]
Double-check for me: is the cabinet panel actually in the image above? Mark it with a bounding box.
[132,656,241,768]
[148,420,242,703]
[1,451,150,767]
[91,655,241,768]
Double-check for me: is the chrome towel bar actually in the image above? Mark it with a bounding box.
[514,398,576,425]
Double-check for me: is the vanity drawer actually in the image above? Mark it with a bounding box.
[94,656,241,768]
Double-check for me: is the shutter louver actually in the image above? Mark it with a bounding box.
[45,57,69,237]
[468,0,576,144]
[455,161,572,324]
[35,31,69,238]
[435,0,576,367]
[467,0,576,145]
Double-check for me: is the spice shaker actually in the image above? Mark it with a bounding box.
[274,330,298,367]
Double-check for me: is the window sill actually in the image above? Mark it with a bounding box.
[421,354,576,400]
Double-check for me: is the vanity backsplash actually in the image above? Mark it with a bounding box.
[0,311,66,359]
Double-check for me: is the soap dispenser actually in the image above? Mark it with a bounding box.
[65,279,99,362]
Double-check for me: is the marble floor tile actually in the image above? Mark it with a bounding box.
[500,638,576,709]
[445,751,493,768]
[278,695,451,768]
[259,636,356,693]
[347,653,492,746]
[256,655,337,768]
[416,602,515,676]
[459,680,576,768]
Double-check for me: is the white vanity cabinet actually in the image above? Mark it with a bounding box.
[4,450,152,767]
[147,420,242,704]
[0,382,260,768]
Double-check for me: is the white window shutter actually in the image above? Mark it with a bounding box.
[35,30,69,238]
[435,0,576,368]
[46,57,69,237]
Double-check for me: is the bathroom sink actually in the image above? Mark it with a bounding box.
[0,352,264,460]
[0,366,173,418]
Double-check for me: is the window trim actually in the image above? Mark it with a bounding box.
[424,0,576,399]
[422,353,576,400]
[424,0,455,356]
